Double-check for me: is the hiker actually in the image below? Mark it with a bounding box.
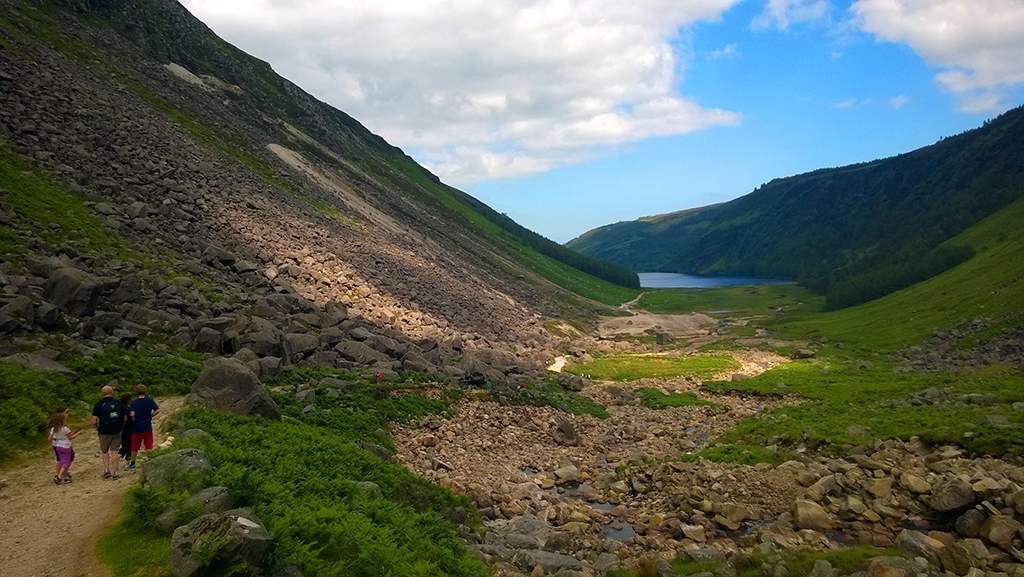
[127,384,159,472]
[91,385,127,479]
[117,392,134,466]
[47,407,82,485]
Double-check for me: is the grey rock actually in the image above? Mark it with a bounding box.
[187,356,281,420]
[141,449,212,493]
[510,549,584,573]
[956,508,986,538]
[156,503,181,535]
[793,500,834,531]
[202,245,236,266]
[893,529,944,567]
[192,327,222,354]
[551,417,578,446]
[334,340,390,365]
[169,509,271,577]
[2,353,75,375]
[930,478,975,512]
[284,332,319,360]
[43,267,103,316]
[34,301,61,330]
[558,372,583,392]
[0,296,34,332]
[179,429,213,443]
[186,486,232,516]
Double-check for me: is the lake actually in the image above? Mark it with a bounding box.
[638,272,793,289]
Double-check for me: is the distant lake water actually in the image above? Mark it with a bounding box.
[638,272,793,289]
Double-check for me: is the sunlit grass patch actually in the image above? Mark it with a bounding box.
[678,443,795,466]
[570,353,740,382]
[705,361,1024,456]
[510,382,610,419]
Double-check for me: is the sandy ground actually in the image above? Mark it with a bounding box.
[0,397,182,577]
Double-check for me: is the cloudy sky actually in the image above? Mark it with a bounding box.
[182,0,1024,243]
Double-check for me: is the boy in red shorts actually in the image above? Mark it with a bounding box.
[127,384,159,472]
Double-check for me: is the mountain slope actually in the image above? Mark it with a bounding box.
[0,0,634,362]
[773,196,1024,352]
[568,105,1024,306]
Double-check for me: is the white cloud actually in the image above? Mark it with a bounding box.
[182,0,743,184]
[851,0,1024,113]
[889,95,910,109]
[751,0,830,30]
[831,97,874,109]
[706,43,741,60]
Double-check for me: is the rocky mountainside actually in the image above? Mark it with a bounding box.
[0,0,618,382]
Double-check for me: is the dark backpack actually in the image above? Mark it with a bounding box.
[97,398,125,432]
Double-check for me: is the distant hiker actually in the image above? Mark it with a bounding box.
[117,392,134,466]
[376,372,382,384]
[127,384,159,472]
[47,407,82,485]
[92,385,127,479]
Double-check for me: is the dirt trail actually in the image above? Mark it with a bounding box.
[0,397,183,577]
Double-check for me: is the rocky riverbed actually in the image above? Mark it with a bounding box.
[392,371,1024,577]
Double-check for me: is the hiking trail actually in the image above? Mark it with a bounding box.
[0,397,183,577]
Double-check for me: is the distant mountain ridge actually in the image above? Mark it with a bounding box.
[567,105,1024,308]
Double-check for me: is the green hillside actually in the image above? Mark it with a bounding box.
[770,196,1024,352]
[568,105,1024,308]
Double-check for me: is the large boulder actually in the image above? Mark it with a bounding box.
[930,478,975,513]
[187,357,281,420]
[141,449,212,493]
[284,332,319,361]
[793,500,834,531]
[238,316,283,358]
[169,508,272,577]
[979,515,1021,548]
[186,486,233,516]
[551,417,578,446]
[558,372,583,392]
[2,352,75,376]
[0,296,34,333]
[893,529,944,567]
[43,267,103,316]
[334,340,390,365]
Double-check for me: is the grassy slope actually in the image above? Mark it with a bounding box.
[769,196,1024,352]
[697,200,1024,457]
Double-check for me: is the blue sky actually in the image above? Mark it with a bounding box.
[182,0,1024,243]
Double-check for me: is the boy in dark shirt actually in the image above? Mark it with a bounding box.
[127,384,159,471]
[117,392,134,468]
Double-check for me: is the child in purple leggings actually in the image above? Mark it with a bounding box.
[47,407,82,485]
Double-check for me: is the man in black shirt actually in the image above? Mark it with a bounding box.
[91,385,127,479]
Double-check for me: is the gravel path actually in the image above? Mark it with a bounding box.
[0,397,182,577]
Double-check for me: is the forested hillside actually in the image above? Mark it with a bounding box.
[568,105,1024,308]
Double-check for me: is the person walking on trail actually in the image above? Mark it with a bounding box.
[127,384,159,472]
[91,385,127,479]
[47,407,82,485]
[117,392,134,466]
